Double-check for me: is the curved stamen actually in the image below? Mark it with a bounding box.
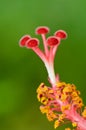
[19,27,67,85]
[26,38,47,63]
[47,36,60,62]
[36,26,49,56]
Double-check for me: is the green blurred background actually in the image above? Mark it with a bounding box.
[0,0,86,129]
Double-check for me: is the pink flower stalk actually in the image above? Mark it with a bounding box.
[19,26,86,130]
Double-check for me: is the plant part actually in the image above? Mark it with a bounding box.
[19,26,86,130]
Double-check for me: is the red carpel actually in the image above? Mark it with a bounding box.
[55,30,67,39]
[36,26,49,34]
[19,35,31,47]
[26,38,39,48]
[47,36,60,46]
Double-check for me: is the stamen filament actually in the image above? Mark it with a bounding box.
[49,47,54,63]
[41,34,49,56]
[52,38,61,59]
[32,47,47,63]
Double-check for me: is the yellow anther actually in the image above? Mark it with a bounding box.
[54,120,60,129]
[59,114,65,122]
[71,84,76,90]
[71,91,78,97]
[40,106,49,114]
[40,97,48,105]
[41,96,46,102]
[47,111,57,121]
[37,94,41,101]
[61,94,67,101]
[56,95,59,99]
[82,108,86,118]
[65,128,71,130]
[77,90,80,95]
[48,89,54,93]
[57,82,66,88]
[42,86,48,92]
[73,96,83,108]
[63,86,72,93]
[72,122,77,127]
[73,96,80,100]
[61,104,70,112]
[36,83,44,93]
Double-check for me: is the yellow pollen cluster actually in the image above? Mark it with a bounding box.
[37,83,50,105]
[57,82,83,109]
[54,120,60,129]
[72,122,77,127]
[36,82,84,129]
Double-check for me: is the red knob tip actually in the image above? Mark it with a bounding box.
[19,35,31,47]
[55,30,67,39]
[47,36,60,46]
[36,26,49,34]
[26,38,39,48]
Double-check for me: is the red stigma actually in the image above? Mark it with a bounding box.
[47,36,60,46]
[26,38,39,48]
[55,30,67,39]
[19,35,31,47]
[36,26,49,34]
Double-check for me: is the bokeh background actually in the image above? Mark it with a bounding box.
[0,0,86,129]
